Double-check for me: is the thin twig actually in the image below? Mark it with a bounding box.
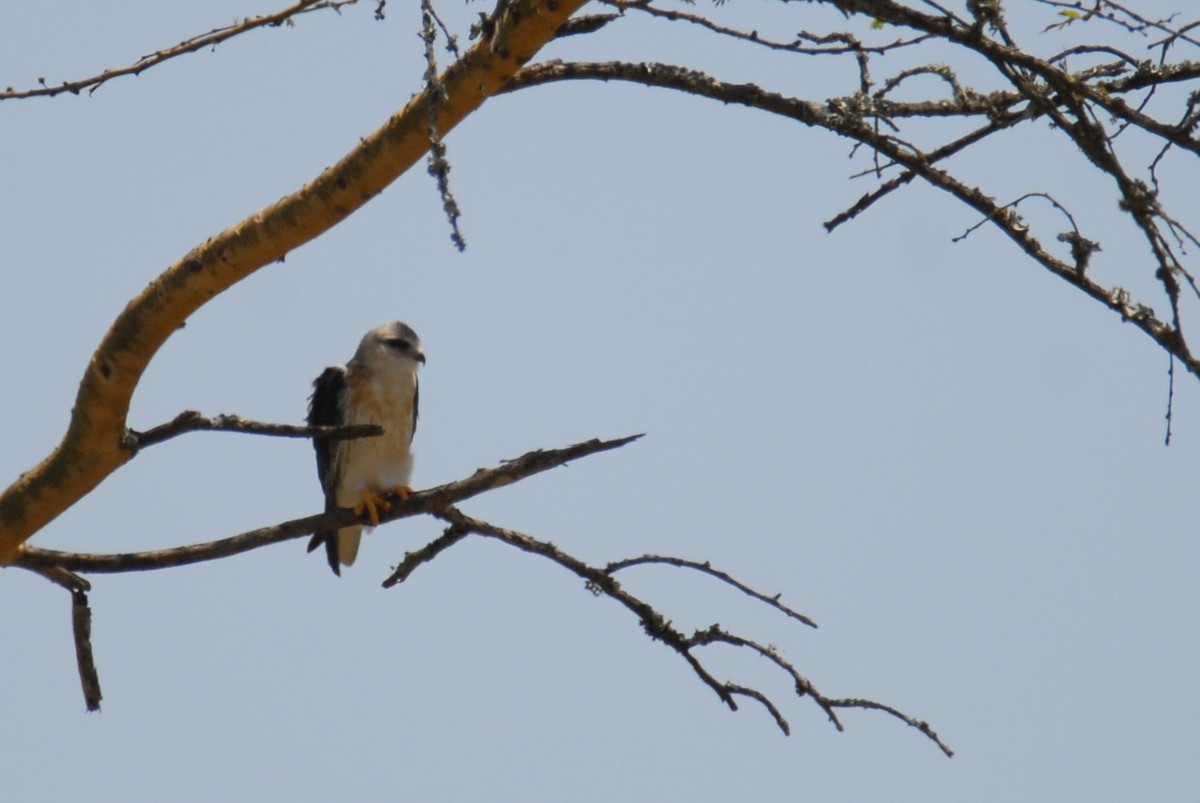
[606,554,817,628]
[607,0,929,57]
[382,522,471,587]
[421,0,466,251]
[1165,354,1176,446]
[826,697,955,758]
[128,410,382,451]
[727,684,791,735]
[1,0,359,100]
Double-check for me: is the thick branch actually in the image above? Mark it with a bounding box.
[14,434,642,573]
[0,0,590,563]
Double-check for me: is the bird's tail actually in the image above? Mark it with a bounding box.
[307,525,362,576]
[337,527,363,567]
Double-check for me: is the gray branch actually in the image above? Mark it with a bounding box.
[127,410,383,451]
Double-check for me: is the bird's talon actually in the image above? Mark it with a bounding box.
[353,492,391,526]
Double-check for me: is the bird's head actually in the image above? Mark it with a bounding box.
[353,320,426,373]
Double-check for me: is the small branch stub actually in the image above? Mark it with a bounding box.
[71,590,102,712]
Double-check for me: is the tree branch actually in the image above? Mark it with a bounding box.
[505,58,1200,382]
[605,554,818,629]
[16,427,952,753]
[383,521,472,586]
[382,505,953,756]
[24,566,101,711]
[0,0,591,563]
[14,434,642,573]
[71,591,103,712]
[0,0,359,100]
[127,410,383,451]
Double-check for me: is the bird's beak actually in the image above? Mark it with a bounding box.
[415,350,426,365]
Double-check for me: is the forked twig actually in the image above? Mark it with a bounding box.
[382,505,953,756]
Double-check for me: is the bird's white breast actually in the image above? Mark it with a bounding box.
[334,367,417,505]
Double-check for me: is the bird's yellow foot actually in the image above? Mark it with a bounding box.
[353,492,391,526]
[392,486,414,502]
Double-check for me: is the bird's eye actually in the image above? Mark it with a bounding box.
[385,338,411,352]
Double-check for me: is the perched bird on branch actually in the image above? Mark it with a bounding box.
[307,321,425,575]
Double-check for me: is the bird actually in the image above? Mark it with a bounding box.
[306,321,425,575]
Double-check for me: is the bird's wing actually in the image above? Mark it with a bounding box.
[307,365,347,574]
[411,377,419,442]
[308,366,346,494]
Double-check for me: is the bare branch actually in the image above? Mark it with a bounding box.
[128,410,383,451]
[24,566,102,712]
[825,115,1023,231]
[30,562,104,712]
[825,696,955,757]
[421,0,467,251]
[19,436,951,751]
[505,58,1200,382]
[424,506,741,711]
[726,684,791,735]
[0,0,359,101]
[1035,0,1200,52]
[689,625,841,726]
[693,625,955,757]
[383,522,472,586]
[606,554,818,628]
[383,505,953,755]
[14,434,643,573]
[952,191,1081,245]
[23,563,91,593]
[605,0,931,59]
[71,591,103,712]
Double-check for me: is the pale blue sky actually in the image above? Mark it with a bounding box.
[2,2,1198,801]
